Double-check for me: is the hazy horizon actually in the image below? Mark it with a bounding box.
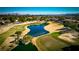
[0,7,79,15]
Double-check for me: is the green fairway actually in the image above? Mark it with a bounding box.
[0,24,26,45]
[36,32,69,51]
[51,32,61,38]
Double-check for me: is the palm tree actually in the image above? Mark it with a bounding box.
[23,35,33,44]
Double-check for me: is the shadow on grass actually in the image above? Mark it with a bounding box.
[12,40,38,51]
[62,45,79,51]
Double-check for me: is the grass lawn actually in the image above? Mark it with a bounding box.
[0,24,26,45]
[51,32,61,38]
[36,32,69,51]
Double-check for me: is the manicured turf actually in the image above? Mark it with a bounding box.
[51,32,61,38]
[36,32,69,51]
[0,24,26,45]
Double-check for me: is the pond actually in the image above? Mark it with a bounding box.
[27,23,49,37]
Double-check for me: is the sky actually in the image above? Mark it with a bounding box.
[0,7,79,15]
